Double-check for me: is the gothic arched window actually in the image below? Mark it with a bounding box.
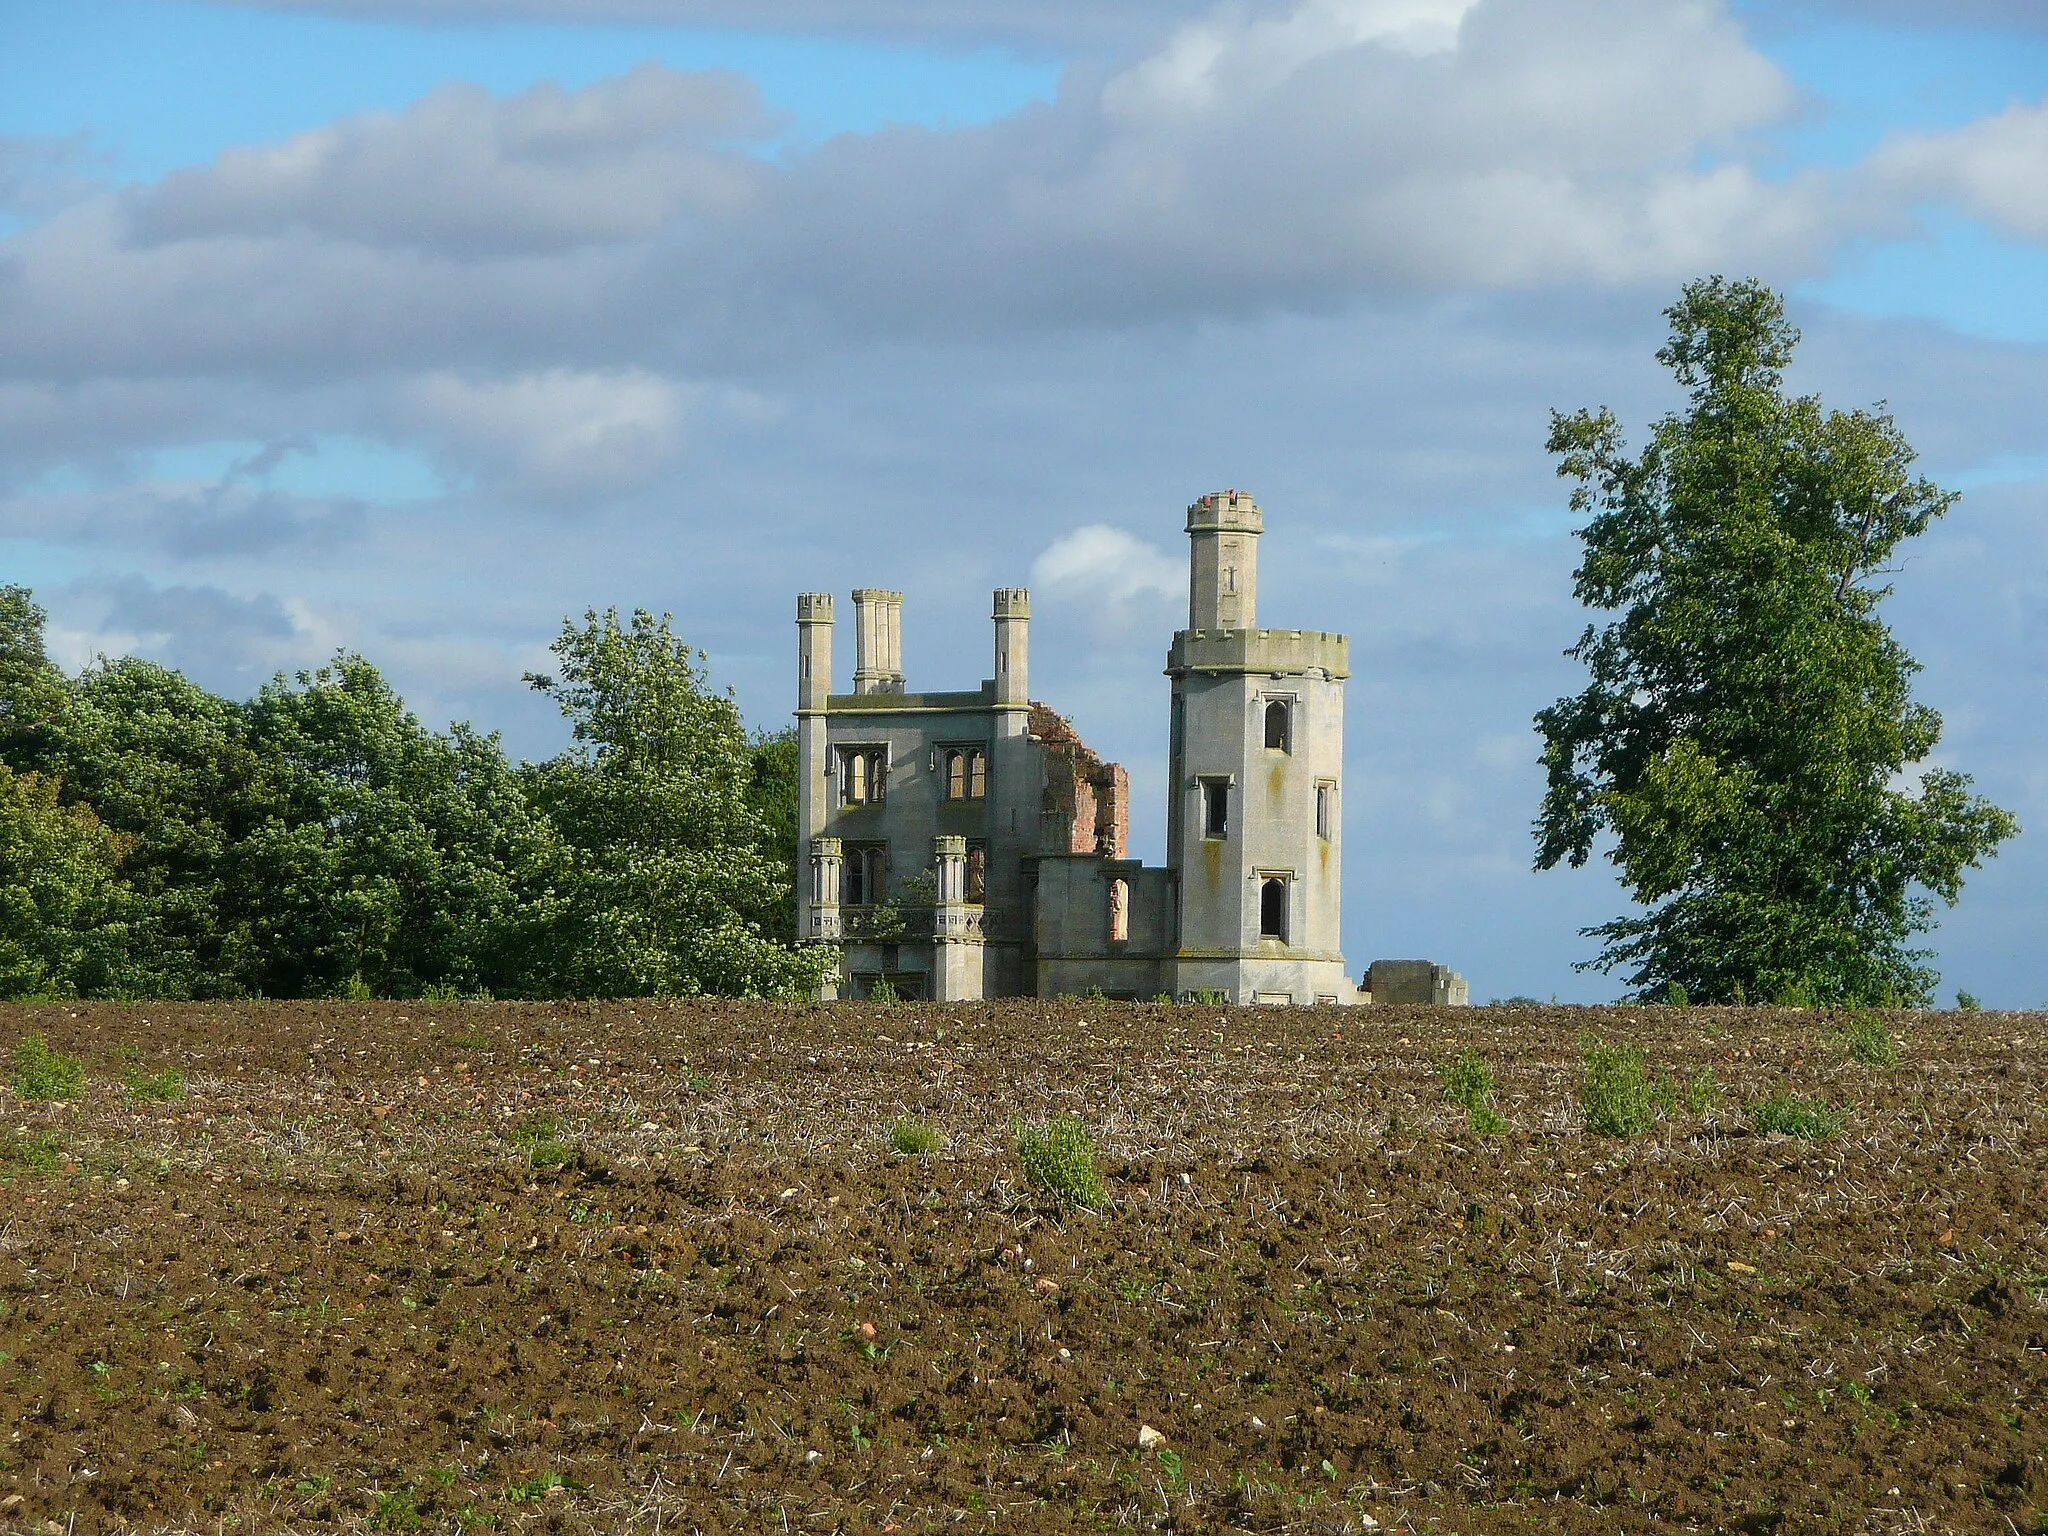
[1264,699,1291,752]
[1259,876,1289,943]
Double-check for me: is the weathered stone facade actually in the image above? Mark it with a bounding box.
[795,492,1460,1003]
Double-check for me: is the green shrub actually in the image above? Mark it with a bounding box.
[1187,989,1230,1006]
[1440,1049,1507,1134]
[510,1116,575,1170]
[1748,1092,1843,1140]
[1837,1012,1901,1069]
[124,1064,186,1101]
[888,1115,941,1155]
[1580,1037,1656,1138]
[11,1034,85,1100]
[1014,1113,1106,1209]
[866,976,898,1004]
[1665,981,1689,1007]
[1955,990,1982,1012]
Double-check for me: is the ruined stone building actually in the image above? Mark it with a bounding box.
[795,491,1466,1004]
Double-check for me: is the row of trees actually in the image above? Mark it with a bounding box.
[0,596,821,1000]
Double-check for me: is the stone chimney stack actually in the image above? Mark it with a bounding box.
[992,587,1030,706]
[1185,490,1262,630]
[851,588,905,694]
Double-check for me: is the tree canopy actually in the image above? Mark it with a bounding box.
[0,589,817,1000]
[1535,277,2017,1006]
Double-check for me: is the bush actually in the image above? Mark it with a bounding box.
[1440,1049,1507,1134]
[888,1116,941,1155]
[1187,989,1230,1005]
[12,1033,84,1100]
[866,976,898,1004]
[1955,990,1982,1012]
[1580,1036,1656,1138]
[1837,1011,1901,1069]
[1748,1092,1843,1140]
[1015,1113,1105,1209]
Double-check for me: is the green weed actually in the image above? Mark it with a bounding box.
[124,1064,186,1101]
[11,1034,84,1100]
[505,1470,572,1501]
[1,1130,65,1175]
[370,1490,423,1530]
[1014,1113,1106,1209]
[509,1117,575,1170]
[1580,1036,1656,1138]
[887,1116,941,1155]
[1836,1012,1901,1069]
[1440,1049,1507,1134]
[1748,1092,1843,1140]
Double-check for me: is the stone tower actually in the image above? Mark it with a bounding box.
[1166,491,1356,1004]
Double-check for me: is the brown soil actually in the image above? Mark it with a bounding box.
[0,1001,2042,1535]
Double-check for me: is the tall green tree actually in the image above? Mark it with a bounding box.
[1535,277,2017,1006]
[523,610,825,998]
[0,765,134,998]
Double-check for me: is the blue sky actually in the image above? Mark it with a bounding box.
[2,0,2044,1003]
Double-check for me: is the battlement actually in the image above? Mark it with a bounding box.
[1165,628,1350,680]
[1186,490,1264,535]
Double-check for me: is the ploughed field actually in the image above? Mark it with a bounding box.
[1,1002,2043,1536]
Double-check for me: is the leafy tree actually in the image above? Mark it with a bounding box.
[523,610,826,998]
[1535,277,2017,1006]
[0,586,76,779]
[61,657,265,997]
[747,726,801,945]
[236,654,562,999]
[0,765,134,998]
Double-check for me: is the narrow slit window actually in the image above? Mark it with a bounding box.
[1260,876,1289,942]
[1202,779,1229,838]
[1315,781,1334,840]
[968,751,987,798]
[1108,878,1130,943]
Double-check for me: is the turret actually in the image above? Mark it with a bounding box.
[1186,490,1262,630]
[993,587,1030,707]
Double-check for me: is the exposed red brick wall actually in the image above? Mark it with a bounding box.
[1029,703,1128,859]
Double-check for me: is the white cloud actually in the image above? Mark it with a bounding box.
[400,368,701,502]
[1033,524,1183,604]
[1871,100,2048,240]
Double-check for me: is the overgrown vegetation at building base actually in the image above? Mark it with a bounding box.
[0,998,2039,1536]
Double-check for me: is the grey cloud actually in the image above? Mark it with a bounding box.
[0,0,1860,395]
[132,64,774,255]
[2,481,370,559]
[195,0,1212,54]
